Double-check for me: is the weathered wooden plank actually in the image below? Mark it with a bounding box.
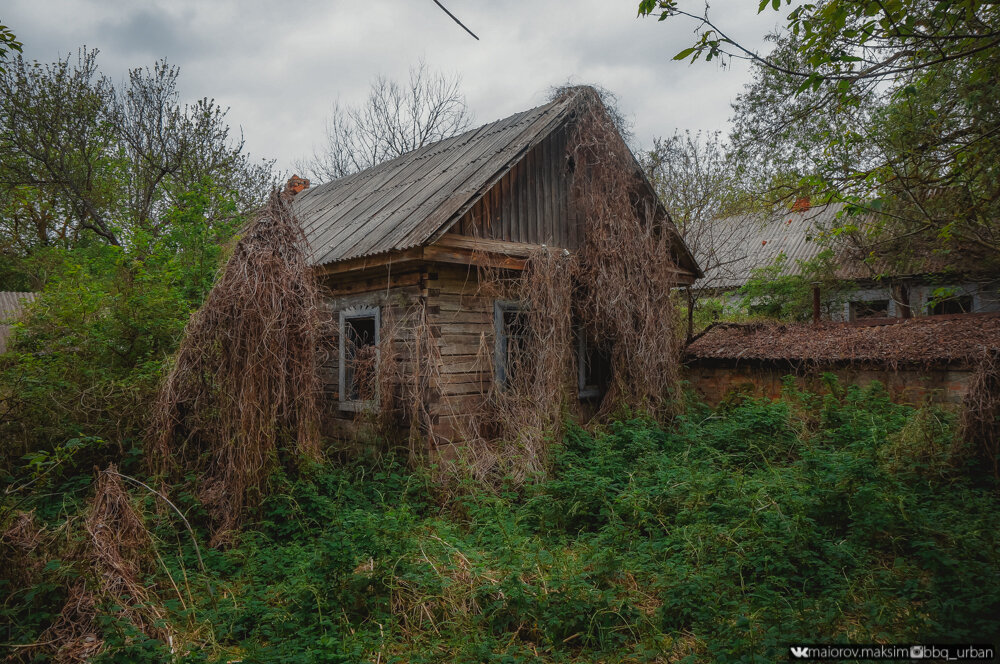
[434,233,555,256]
[438,357,490,374]
[437,321,492,334]
[324,271,423,296]
[423,245,527,271]
[430,393,488,415]
[440,381,488,396]
[526,144,537,245]
[431,414,478,442]
[519,148,530,244]
[436,371,491,385]
[432,293,491,310]
[430,311,492,326]
[314,248,425,277]
[438,342,488,357]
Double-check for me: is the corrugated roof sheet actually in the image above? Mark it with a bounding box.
[293,93,579,267]
[692,202,999,290]
[693,203,850,290]
[685,312,1000,367]
[0,291,36,354]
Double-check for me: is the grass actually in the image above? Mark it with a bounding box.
[3,380,999,662]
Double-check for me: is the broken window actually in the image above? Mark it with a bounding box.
[339,306,380,409]
[577,328,611,400]
[850,299,889,320]
[929,294,973,316]
[494,300,528,389]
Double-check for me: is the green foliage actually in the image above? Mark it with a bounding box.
[735,250,846,321]
[0,183,241,475]
[0,24,21,72]
[7,382,993,662]
[0,49,273,289]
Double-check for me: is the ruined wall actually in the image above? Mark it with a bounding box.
[685,361,973,406]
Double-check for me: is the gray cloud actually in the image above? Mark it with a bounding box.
[4,0,782,174]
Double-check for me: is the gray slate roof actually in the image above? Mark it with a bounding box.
[694,203,849,290]
[293,94,578,267]
[0,291,36,353]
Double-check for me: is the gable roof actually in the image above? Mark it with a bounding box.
[293,88,700,277]
[293,93,580,268]
[693,201,1000,292]
[693,203,849,291]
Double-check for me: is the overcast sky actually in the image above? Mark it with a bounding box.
[6,0,781,176]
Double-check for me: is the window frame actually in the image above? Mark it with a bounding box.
[849,298,890,321]
[928,293,973,316]
[494,300,527,390]
[576,327,610,400]
[338,305,380,412]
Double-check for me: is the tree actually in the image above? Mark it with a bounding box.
[0,23,21,73]
[641,130,759,334]
[638,0,1000,88]
[639,0,1000,271]
[0,48,273,284]
[299,61,472,182]
[642,130,757,278]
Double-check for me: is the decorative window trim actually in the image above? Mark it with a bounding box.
[338,305,380,412]
[494,300,526,390]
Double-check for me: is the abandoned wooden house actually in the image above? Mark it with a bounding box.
[289,87,700,447]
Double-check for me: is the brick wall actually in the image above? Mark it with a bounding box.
[685,362,972,406]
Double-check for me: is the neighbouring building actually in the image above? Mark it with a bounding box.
[290,87,701,447]
[685,313,1000,406]
[691,201,1000,321]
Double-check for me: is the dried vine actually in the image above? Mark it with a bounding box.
[567,90,682,417]
[148,190,322,545]
[958,349,1000,478]
[439,88,684,485]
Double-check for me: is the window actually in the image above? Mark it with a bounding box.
[339,306,380,410]
[929,295,973,316]
[850,299,889,320]
[494,300,528,389]
[577,329,611,400]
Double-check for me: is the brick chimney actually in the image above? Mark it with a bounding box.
[286,174,310,196]
[790,197,811,212]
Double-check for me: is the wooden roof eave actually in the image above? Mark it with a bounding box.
[311,242,530,278]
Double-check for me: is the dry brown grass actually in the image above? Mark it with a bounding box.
[148,189,322,545]
[958,349,1000,477]
[84,466,169,643]
[6,467,174,663]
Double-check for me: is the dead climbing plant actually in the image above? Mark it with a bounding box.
[458,88,684,484]
[958,348,1000,478]
[4,467,174,663]
[566,88,682,418]
[149,190,322,546]
[457,248,575,485]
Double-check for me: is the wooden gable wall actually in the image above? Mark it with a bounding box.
[451,124,582,249]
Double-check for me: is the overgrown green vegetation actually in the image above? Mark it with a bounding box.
[4,382,998,662]
[0,184,242,473]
